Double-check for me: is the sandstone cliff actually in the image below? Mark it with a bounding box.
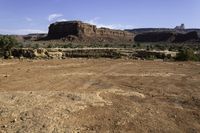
[47,21,134,43]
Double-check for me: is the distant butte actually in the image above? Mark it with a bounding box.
[47,21,134,43]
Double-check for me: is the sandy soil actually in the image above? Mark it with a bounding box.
[0,59,200,133]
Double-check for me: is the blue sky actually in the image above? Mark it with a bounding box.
[0,0,199,34]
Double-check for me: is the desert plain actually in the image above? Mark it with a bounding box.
[0,59,200,133]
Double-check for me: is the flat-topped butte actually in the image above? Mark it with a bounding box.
[47,21,134,43]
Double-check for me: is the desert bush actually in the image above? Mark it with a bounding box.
[132,44,136,48]
[33,43,40,49]
[47,44,54,48]
[104,44,110,47]
[176,48,199,61]
[18,43,24,48]
[168,46,174,51]
[0,36,18,58]
[0,48,3,58]
[147,55,157,60]
[154,44,167,51]
[62,43,74,48]
[146,45,150,51]
[136,42,141,48]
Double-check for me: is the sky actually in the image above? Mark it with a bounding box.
[0,0,199,35]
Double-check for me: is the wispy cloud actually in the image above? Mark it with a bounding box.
[0,29,47,35]
[86,17,113,28]
[25,17,33,22]
[57,19,68,22]
[86,17,134,30]
[48,13,63,21]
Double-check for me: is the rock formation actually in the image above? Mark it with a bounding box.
[10,48,176,60]
[47,21,134,43]
[175,24,185,30]
[134,32,174,42]
[134,31,199,43]
[126,24,200,38]
[173,31,199,43]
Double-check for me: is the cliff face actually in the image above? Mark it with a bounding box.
[126,28,200,38]
[47,21,134,43]
[48,21,81,39]
[134,31,199,43]
[134,32,174,42]
[173,31,199,43]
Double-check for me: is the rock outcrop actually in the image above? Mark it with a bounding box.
[47,21,134,43]
[134,31,199,43]
[10,48,177,60]
[126,24,200,38]
[134,32,174,42]
[175,24,185,30]
[173,31,199,43]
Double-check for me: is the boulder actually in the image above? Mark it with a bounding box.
[34,48,49,58]
[48,52,63,59]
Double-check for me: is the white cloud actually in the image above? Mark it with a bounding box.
[86,17,114,28]
[57,19,68,22]
[48,13,63,21]
[25,17,33,22]
[86,17,134,30]
[0,29,47,35]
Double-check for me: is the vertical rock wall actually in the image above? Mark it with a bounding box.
[47,21,134,43]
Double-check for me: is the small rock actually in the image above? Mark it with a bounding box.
[3,74,8,78]
[2,125,7,128]
[20,117,25,121]
[11,119,17,123]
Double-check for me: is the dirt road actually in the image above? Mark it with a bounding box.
[0,59,200,132]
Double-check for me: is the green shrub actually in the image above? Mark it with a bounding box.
[146,45,150,51]
[147,55,157,60]
[0,36,18,58]
[62,43,73,48]
[154,44,167,51]
[136,42,141,48]
[47,44,54,48]
[132,44,136,48]
[176,48,199,61]
[0,36,18,50]
[33,43,40,49]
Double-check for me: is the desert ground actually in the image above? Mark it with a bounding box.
[0,59,200,133]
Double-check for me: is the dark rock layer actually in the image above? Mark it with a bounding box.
[134,31,199,43]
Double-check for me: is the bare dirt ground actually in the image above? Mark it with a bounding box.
[0,59,200,133]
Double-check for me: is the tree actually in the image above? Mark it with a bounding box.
[0,36,18,58]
